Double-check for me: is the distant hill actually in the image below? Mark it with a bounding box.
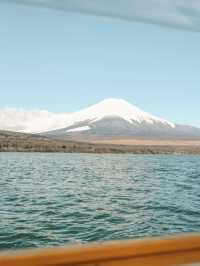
[1,130,200,154]
[0,130,96,153]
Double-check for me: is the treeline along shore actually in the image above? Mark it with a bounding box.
[1,130,200,154]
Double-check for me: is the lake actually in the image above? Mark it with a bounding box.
[0,153,200,250]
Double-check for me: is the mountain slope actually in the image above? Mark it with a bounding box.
[2,130,200,154]
[44,99,200,141]
[61,98,175,128]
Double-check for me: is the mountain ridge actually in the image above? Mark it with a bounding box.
[62,98,175,129]
[43,98,200,141]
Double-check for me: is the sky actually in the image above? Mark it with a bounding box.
[0,1,200,129]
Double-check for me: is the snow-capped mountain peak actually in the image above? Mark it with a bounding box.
[70,98,175,128]
[2,98,200,140]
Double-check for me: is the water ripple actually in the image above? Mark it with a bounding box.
[0,153,200,250]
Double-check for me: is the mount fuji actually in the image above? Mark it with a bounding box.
[44,98,200,141]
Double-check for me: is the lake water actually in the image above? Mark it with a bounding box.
[0,153,200,250]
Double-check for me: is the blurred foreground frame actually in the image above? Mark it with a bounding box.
[2,0,200,32]
[1,234,200,266]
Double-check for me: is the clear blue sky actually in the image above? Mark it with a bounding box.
[0,2,200,127]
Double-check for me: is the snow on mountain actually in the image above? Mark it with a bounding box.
[44,99,200,140]
[0,99,178,133]
[2,99,200,141]
[66,126,91,133]
[65,98,175,130]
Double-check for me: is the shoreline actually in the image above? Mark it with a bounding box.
[1,131,200,154]
[1,145,200,155]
